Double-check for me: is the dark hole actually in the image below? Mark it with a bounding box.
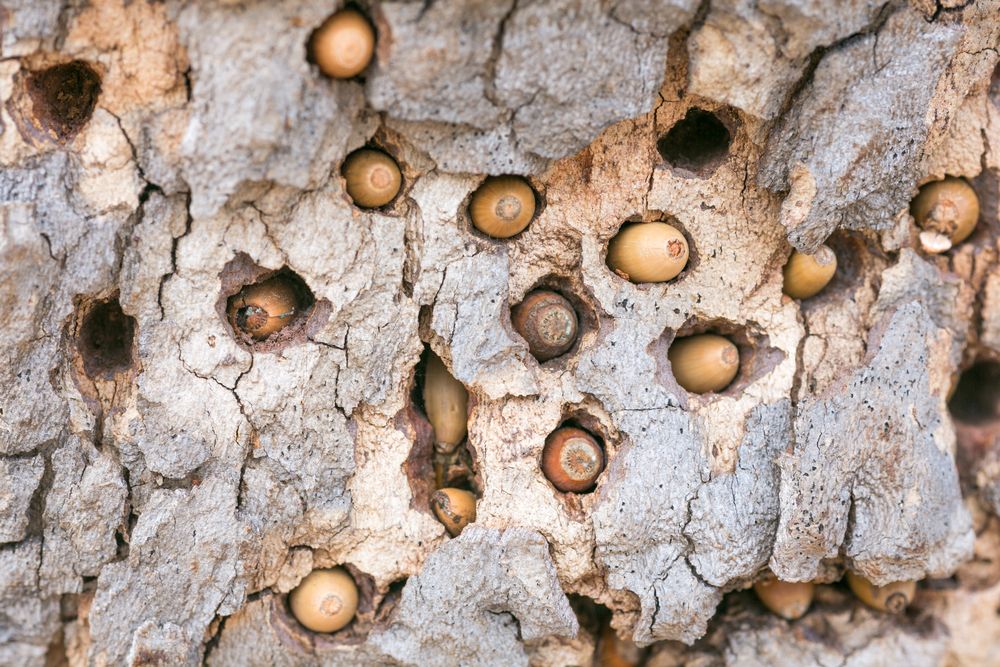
[78,299,136,379]
[657,108,732,176]
[26,61,101,141]
[949,361,1000,425]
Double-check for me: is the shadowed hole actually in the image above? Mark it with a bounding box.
[78,299,136,379]
[950,361,1000,426]
[657,108,733,177]
[27,61,101,141]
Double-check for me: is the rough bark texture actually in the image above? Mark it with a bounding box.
[1,0,999,665]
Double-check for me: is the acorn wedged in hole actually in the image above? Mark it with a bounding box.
[311,8,375,79]
[541,426,605,493]
[845,571,915,614]
[511,290,579,362]
[668,333,740,394]
[288,567,359,633]
[606,222,689,284]
[430,487,477,536]
[469,176,536,238]
[227,276,299,340]
[422,353,468,454]
[342,148,402,209]
[753,576,814,620]
[783,245,837,300]
[597,623,642,667]
[910,176,979,248]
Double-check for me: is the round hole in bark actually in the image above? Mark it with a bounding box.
[949,361,1000,425]
[657,108,733,176]
[77,298,136,379]
[26,61,101,142]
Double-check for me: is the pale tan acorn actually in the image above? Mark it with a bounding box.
[606,222,689,283]
[312,9,375,79]
[753,576,815,620]
[511,290,579,362]
[227,276,299,340]
[422,353,468,453]
[288,567,359,633]
[668,333,740,394]
[541,426,605,493]
[782,245,837,300]
[910,176,980,246]
[469,176,536,238]
[342,148,402,209]
[845,571,916,614]
[430,487,477,536]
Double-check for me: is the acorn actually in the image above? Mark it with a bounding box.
[311,9,375,79]
[541,426,605,493]
[668,333,740,394]
[511,290,579,362]
[422,353,468,454]
[288,567,359,633]
[606,222,689,283]
[342,148,402,209]
[596,623,642,667]
[845,571,915,614]
[469,176,536,238]
[753,576,814,620]
[782,245,837,300]
[910,176,979,247]
[430,487,477,536]
[227,276,299,340]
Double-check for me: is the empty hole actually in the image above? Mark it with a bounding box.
[26,61,101,141]
[78,299,136,379]
[949,361,1000,426]
[657,108,732,176]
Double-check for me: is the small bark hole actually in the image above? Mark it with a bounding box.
[950,361,1000,426]
[78,299,136,379]
[657,108,733,176]
[26,61,101,141]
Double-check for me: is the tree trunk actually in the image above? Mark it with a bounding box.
[1,1,999,665]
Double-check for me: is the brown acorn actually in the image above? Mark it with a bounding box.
[342,148,402,209]
[782,245,837,300]
[845,571,915,614]
[511,290,579,362]
[596,623,642,667]
[430,487,477,536]
[422,353,468,454]
[227,276,299,340]
[910,176,979,247]
[469,176,536,238]
[288,567,359,633]
[606,222,688,284]
[668,333,740,394]
[753,575,814,620]
[541,426,605,493]
[311,9,375,79]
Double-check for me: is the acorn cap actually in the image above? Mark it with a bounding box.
[541,426,605,493]
[845,571,915,614]
[312,9,375,79]
[668,333,740,394]
[911,176,979,245]
[422,353,469,451]
[753,577,815,620]
[782,244,837,300]
[511,290,579,362]
[342,148,402,209]
[227,276,299,340]
[606,222,689,283]
[430,487,477,536]
[469,176,536,238]
[288,567,359,633]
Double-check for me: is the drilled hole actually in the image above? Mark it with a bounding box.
[26,61,101,141]
[950,361,1000,426]
[78,299,136,379]
[657,108,733,177]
